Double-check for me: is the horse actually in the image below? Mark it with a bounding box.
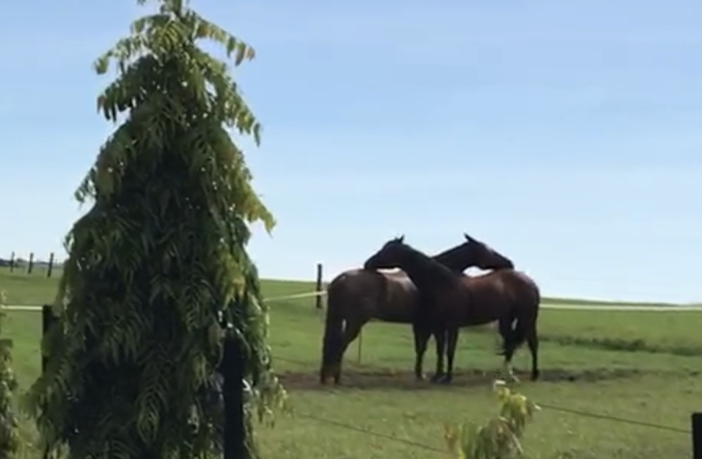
[363,236,540,383]
[320,233,514,385]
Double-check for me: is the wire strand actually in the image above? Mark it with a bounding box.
[537,402,689,434]
[273,355,691,449]
[295,411,446,453]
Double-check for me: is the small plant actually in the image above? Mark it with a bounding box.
[0,291,19,459]
[444,380,539,459]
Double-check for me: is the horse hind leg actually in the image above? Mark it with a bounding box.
[496,316,518,381]
[334,319,365,384]
[526,322,540,381]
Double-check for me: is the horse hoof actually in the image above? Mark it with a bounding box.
[506,373,520,383]
[430,374,444,384]
[439,375,453,385]
[415,374,426,381]
[531,370,540,381]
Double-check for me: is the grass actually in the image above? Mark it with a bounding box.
[1,269,701,459]
[0,269,62,306]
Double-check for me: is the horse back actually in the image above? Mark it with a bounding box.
[327,269,386,303]
[327,269,419,323]
[375,271,420,322]
[457,269,540,324]
[465,269,537,295]
[504,270,540,305]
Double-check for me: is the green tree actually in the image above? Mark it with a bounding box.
[0,291,19,459]
[24,0,285,458]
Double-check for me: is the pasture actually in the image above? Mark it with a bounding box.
[1,270,701,459]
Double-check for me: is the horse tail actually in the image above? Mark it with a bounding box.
[498,288,541,356]
[320,279,345,378]
[516,275,542,345]
[496,315,514,356]
[497,312,529,356]
[510,315,530,350]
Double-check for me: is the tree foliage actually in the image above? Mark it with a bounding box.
[444,381,539,459]
[0,291,19,459]
[24,0,285,458]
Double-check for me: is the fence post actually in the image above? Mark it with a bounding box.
[219,330,244,459]
[693,413,702,459]
[41,305,57,373]
[40,305,58,459]
[27,253,34,275]
[314,263,323,310]
[47,253,55,278]
[357,330,363,363]
[8,252,14,272]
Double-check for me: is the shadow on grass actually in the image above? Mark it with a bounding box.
[277,366,681,391]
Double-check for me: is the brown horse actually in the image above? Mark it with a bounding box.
[363,236,540,383]
[320,234,514,385]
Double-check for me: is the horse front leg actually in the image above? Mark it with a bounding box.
[439,327,459,384]
[431,326,447,383]
[412,323,431,381]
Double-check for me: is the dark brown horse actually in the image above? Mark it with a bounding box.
[320,234,514,384]
[363,236,540,383]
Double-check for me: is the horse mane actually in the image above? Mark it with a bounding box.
[397,243,459,286]
[434,236,514,272]
[433,243,470,271]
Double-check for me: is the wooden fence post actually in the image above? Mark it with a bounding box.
[219,327,244,459]
[357,330,363,363]
[40,304,57,459]
[314,263,323,310]
[692,413,702,459]
[47,253,55,278]
[27,253,34,275]
[41,305,57,373]
[8,252,14,272]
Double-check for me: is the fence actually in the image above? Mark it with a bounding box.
[7,261,702,368]
[3,253,695,305]
[0,251,61,277]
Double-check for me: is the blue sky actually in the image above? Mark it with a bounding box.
[1,0,700,303]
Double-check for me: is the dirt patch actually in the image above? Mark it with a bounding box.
[278,367,651,391]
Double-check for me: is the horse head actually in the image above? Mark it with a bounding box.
[435,233,514,271]
[363,235,409,270]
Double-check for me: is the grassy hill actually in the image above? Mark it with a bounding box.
[0,269,685,307]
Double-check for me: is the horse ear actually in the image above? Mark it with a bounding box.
[398,234,405,243]
[464,233,474,242]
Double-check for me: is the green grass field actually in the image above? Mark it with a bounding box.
[1,269,700,459]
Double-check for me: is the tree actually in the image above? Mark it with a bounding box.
[24,0,285,458]
[0,291,19,459]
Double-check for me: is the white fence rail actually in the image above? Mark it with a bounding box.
[3,290,701,312]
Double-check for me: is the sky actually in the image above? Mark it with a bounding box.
[0,0,700,303]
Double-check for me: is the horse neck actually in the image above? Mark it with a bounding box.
[433,245,472,272]
[400,250,456,291]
